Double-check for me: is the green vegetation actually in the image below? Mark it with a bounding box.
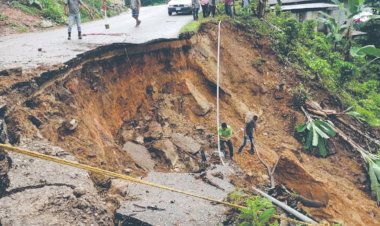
[9,0,126,24]
[357,149,380,204]
[17,24,29,32]
[0,13,8,21]
[239,197,278,226]
[296,117,336,157]
[180,20,202,34]
[11,1,40,16]
[226,190,278,226]
[238,1,380,126]
[228,188,248,204]
[181,0,379,126]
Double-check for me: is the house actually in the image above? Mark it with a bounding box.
[269,0,339,22]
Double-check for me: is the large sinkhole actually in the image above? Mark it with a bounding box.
[3,23,380,225]
[7,38,230,174]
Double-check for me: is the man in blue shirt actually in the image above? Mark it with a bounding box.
[238,115,258,155]
[65,0,90,40]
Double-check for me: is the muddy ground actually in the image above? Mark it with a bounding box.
[1,22,380,225]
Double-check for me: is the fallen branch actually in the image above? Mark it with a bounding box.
[305,101,380,149]
[133,204,165,211]
[256,149,280,189]
[336,117,380,148]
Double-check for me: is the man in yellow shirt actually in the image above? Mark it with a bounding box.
[218,122,234,159]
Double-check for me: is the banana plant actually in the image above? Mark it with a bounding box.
[350,45,380,65]
[357,149,380,204]
[296,108,336,157]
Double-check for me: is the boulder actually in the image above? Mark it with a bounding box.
[122,142,155,171]
[275,150,329,206]
[40,20,54,28]
[153,139,179,167]
[186,80,211,116]
[144,121,163,140]
[171,133,201,154]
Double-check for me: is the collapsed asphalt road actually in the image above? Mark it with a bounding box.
[0,5,192,70]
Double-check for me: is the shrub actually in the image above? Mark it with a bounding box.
[238,196,278,226]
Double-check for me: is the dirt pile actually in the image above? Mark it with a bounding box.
[0,22,379,225]
[0,3,42,36]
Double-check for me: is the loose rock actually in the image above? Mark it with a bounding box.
[152,139,180,167]
[171,133,201,154]
[122,142,155,171]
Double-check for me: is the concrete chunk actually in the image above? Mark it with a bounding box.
[171,133,201,154]
[122,142,155,171]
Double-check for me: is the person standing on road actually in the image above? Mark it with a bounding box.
[200,0,210,18]
[209,0,217,17]
[218,122,234,159]
[192,0,200,20]
[224,0,233,17]
[131,0,142,27]
[238,114,258,155]
[65,0,90,40]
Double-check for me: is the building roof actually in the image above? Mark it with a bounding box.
[274,3,339,11]
[268,0,321,5]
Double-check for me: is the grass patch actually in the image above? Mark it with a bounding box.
[179,15,228,35]
[17,25,29,33]
[0,13,8,21]
[180,20,202,34]
[11,2,40,16]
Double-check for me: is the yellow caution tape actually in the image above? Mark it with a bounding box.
[0,143,315,225]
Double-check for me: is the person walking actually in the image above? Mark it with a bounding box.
[65,0,90,40]
[238,115,258,155]
[131,0,141,27]
[224,0,233,17]
[209,0,216,17]
[200,0,210,18]
[218,122,234,159]
[192,0,200,20]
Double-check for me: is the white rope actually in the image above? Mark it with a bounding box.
[216,21,226,166]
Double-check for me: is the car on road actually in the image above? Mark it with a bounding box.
[168,0,192,16]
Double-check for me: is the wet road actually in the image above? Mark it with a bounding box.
[0,5,192,69]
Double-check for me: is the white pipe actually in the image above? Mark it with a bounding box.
[253,187,318,225]
[216,21,225,166]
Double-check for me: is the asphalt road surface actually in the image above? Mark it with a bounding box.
[0,5,192,69]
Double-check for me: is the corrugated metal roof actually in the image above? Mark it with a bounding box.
[275,3,339,10]
[268,0,320,5]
